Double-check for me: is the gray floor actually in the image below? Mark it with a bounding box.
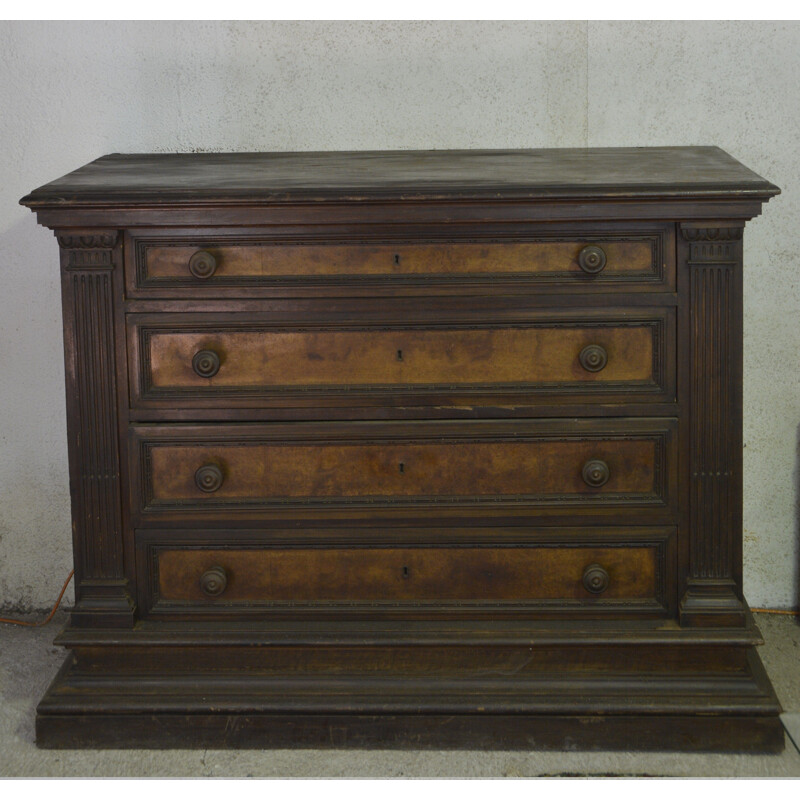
[2,611,799,777]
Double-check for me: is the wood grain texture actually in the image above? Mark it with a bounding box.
[137,417,669,515]
[134,525,676,620]
[72,640,742,675]
[144,325,655,389]
[143,240,655,280]
[147,439,655,501]
[125,222,675,298]
[34,642,783,751]
[155,544,656,605]
[128,306,675,412]
[20,147,779,207]
[34,712,786,752]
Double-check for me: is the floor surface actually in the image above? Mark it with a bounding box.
[1,611,799,777]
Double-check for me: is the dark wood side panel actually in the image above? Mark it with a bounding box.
[57,231,134,627]
[679,224,746,627]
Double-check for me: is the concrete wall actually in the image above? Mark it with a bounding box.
[0,21,797,609]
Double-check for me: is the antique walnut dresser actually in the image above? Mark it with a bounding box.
[21,148,782,750]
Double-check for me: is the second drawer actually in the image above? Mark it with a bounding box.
[128,310,675,410]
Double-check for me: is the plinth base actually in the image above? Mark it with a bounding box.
[36,619,784,752]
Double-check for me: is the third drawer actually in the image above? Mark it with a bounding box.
[130,418,678,525]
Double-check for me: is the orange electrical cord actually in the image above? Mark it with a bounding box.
[0,570,75,627]
[751,608,800,615]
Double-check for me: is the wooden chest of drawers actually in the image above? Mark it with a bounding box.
[21,147,782,750]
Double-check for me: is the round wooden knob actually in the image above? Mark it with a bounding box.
[195,464,224,493]
[192,349,220,378]
[199,566,228,597]
[579,344,608,372]
[583,564,609,594]
[188,250,217,279]
[582,459,610,488]
[577,245,607,274]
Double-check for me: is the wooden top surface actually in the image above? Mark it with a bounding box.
[20,147,779,207]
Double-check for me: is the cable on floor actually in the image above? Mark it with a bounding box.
[0,570,74,626]
[751,608,800,615]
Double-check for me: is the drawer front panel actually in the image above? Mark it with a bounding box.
[160,546,655,602]
[136,527,675,618]
[127,225,675,296]
[132,419,676,520]
[130,313,674,409]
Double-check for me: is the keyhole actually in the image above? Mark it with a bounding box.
[394,253,401,265]
[402,566,410,579]
[399,462,405,473]
[397,349,403,361]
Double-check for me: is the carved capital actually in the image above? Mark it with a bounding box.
[681,225,743,267]
[680,226,743,242]
[57,232,119,249]
[57,231,119,269]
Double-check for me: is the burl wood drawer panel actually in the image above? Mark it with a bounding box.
[137,527,675,618]
[128,310,675,410]
[125,223,675,297]
[131,418,677,522]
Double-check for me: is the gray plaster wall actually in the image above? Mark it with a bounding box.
[0,21,797,610]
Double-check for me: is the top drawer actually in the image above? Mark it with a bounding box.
[125,224,675,298]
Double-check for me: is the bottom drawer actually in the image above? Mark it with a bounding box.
[139,528,675,619]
